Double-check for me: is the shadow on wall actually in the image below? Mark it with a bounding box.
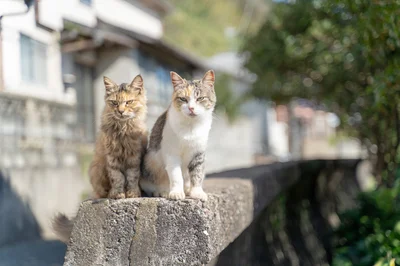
[0,170,41,247]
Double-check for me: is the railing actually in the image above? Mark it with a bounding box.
[63,159,363,266]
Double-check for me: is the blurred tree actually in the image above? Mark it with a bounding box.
[243,0,400,184]
[333,180,400,265]
[163,0,269,57]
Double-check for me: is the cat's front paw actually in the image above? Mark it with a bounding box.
[108,190,126,199]
[126,188,141,198]
[189,187,208,201]
[184,184,191,196]
[168,190,186,200]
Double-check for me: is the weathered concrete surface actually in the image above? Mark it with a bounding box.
[64,178,255,266]
[63,160,360,266]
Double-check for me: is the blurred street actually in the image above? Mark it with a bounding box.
[0,240,65,266]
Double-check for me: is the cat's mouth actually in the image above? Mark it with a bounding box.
[115,113,135,120]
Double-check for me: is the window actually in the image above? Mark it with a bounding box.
[20,34,47,85]
[156,67,172,105]
[137,50,190,106]
[74,63,95,142]
[80,0,92,6]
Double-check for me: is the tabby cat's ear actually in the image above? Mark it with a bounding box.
[170,71,185,90]
[103,76,117,94]
[202,70,215,90]
[130,74,144,93]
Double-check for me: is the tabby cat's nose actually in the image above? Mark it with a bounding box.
[118,109,124,114]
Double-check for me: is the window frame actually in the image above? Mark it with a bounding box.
[20,33,48,86]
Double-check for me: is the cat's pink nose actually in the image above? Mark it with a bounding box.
[189,107,194,113]
[118,109,124,114]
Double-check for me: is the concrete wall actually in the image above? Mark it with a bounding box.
[212,160,366,266]
[3,167,87,240]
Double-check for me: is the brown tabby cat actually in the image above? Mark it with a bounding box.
[89,75,148,199]
[53,75,148,243]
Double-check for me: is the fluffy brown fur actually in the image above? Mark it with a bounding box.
[89,75,148,199]
[52,75,148,243]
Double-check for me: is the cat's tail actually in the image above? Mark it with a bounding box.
[52,213,75,243]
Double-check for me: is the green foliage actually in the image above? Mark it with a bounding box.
[163,0,268,57]
[333,181,400,266]
[242,0,400,183]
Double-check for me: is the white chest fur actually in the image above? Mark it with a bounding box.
[160,107,212,164]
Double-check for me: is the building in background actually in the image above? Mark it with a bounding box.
[0,0,85,241]
[272,100,364,160]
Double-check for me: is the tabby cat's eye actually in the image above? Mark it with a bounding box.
[126,100,133,104]
[197,97,205,101]
[111,101,118,106]
[178,97,187,102]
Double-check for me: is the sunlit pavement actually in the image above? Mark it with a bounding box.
[0,240,66,266]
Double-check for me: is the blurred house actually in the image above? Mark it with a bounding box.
[273,101,364,160]
[0,0,86,240]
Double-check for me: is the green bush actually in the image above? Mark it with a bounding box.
[333,181,400,266]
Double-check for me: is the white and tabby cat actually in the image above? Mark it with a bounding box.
[140,70,216,201]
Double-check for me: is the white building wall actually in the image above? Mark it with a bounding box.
[2,8,71,103]
[95,0,163,39]
[60,0,97,28]
[40,0,163,38]
[37,0,64,30]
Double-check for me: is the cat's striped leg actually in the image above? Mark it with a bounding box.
[125,167,141,198]
[188,152,207,201]
[107,155,126,199]
[125,156,142,198]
